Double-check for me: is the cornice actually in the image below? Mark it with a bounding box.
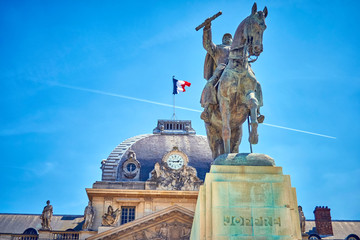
[86,188,199,199]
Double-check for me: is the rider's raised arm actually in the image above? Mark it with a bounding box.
[203,24,217,57]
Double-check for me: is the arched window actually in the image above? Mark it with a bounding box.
[21,228,38,240]
[23,228,38,235]
[308,234,321,240]
[346,234,360,240]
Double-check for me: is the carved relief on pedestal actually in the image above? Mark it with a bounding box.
[147,147,202,191]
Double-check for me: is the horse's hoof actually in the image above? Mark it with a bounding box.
[249,133,259,144]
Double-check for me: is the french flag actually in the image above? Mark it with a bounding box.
[173,76,191,94]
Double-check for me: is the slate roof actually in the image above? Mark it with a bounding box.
[101,133,213,182]
[0,214,83,234]
[101,134,152,181]
[305,220,360,239]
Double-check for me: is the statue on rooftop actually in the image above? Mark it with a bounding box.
[197,3,267,159]
[83,201,95,230]
[128,149,136,160]
[299,205,306,233]
[40,200,53,230]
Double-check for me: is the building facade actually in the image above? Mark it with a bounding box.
[0,120,359,240]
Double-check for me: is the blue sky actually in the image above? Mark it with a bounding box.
[0,0,359,221]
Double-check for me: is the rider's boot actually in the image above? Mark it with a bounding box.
[247,92,259,144]
[249,122,259,144]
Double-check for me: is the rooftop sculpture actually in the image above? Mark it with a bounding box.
[40,200,53,230]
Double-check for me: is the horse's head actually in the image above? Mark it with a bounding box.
[231,3,268,61]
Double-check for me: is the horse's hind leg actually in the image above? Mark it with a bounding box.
[231,124,242,153]
[247,91,259,144]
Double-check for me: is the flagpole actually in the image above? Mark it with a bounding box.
[173,94,176,120]
[172,75,176,120]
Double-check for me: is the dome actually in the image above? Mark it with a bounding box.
[100,120,213,183]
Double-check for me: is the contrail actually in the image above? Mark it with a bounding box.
[51,82,336,139]
[52,82,201,113]
[262,123,336,139]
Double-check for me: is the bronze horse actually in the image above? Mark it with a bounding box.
[203,3,267,159]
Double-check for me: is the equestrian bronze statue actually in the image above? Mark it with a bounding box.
[199,3,267,159]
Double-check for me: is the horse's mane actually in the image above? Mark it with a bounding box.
[231,16,251,51]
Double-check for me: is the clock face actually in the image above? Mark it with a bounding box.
[167,154,184,170]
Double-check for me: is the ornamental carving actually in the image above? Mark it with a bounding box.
[132,221,191,240]
[121,150,141,180]
[147,147,202,191]
[102,205,121,226]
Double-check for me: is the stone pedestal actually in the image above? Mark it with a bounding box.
[38,230,52,239]
[190,155,301,240]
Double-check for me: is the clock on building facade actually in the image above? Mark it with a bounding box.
[162,147,188,170]
[147,146,202,191]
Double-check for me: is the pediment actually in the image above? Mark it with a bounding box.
[87,205,194,240]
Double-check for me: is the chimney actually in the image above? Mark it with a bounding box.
[313,206,333,236]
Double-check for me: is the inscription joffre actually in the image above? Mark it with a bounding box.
[224,216,281,227]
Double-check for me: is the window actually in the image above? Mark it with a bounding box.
[121,206,135,224]
[346,234,360,240]
[23,228,38,235]
[122,160,140,180]
[308,235,321,240]
[21,228,38,240]
[126,163,136,172]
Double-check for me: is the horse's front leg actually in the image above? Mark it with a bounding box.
[247,91,259,144]
[219,98,231,153]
